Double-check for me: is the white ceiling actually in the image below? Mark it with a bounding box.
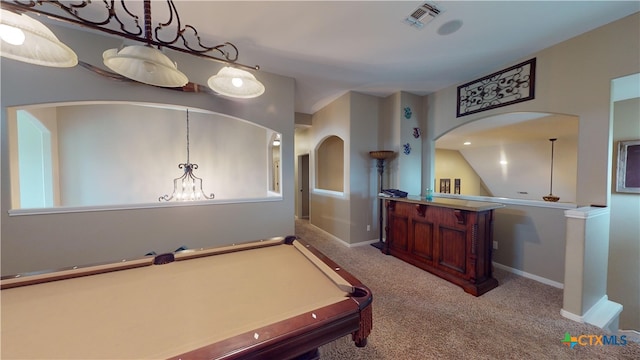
[20,1,639,115]
[165,1,639,114]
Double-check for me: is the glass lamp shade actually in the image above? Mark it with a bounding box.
[0,9,77,67]
[207,66,265,98]
[103,45,188,87]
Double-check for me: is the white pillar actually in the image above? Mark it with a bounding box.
[561,206,622,332]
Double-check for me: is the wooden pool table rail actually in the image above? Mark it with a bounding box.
[1,235,373,360]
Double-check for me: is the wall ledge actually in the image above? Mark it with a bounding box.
[311,189,346,199]
[8,196,283,216]
[436,193,577,210]
[564,206,610,219]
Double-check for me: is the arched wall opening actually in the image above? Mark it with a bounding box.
[315,135,344,193]
[434,111,579,203]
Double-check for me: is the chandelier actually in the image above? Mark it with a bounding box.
[159,109,214,202]
[0,0,265,98]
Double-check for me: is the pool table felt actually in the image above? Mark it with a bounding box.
[1,240,353,359]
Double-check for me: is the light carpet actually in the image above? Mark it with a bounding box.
[294,219,640,360]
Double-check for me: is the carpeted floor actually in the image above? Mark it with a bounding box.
[294,219,640,360]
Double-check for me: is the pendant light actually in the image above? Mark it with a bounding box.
[208,66,265,98]
[542,138,560,202]
[103,45,188,88]
[0,8,77,67]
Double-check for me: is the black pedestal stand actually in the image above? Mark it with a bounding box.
[371,158,387,250]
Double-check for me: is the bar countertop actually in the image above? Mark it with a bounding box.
[381,195,504,212]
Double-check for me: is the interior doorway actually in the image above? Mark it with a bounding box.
[298,154,309,219]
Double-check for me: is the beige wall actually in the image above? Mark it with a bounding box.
[1,24,296,275]
[347,92,380,244]
[308,92,380,244]
[310,93,350,241]
[434,149,484,196]
[425,13,640,207]
[609,97,640,330]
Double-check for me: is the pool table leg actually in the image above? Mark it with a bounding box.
[352,302,373,347]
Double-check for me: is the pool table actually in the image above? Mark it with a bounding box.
[1,236,372,359]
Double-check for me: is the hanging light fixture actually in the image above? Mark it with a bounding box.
[0,8,77,67]
[0,0,264,97]
[159,109,214,202]
[542,138,560,202]
[208,66,265,98]
[103,45,188,88]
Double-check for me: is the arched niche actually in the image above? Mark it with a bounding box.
[269,132,282,193]
[315,135,344,192]
[8,101,282,213]
[434,112,579,203]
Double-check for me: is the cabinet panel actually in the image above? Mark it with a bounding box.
[412,220,433,262]
[389,215,408,252]
[437,226,466,275]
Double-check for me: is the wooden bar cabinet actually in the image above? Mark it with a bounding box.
[383,196,503,296]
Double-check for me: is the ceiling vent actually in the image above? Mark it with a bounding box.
[403,3,441,29]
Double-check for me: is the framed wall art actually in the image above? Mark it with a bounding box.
[616,139,640,193]
[440,178,451,193]
[457,58,536,117]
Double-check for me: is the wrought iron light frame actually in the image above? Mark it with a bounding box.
[0,0,259,71]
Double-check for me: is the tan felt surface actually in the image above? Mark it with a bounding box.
[1,242,349,359]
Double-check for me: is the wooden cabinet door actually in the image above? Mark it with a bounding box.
[411,218,434,263]
[388,213,408,252]
[386,200,409,253]
[435,225,467,277]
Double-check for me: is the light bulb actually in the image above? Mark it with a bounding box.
[231,77,243,88]
[0,24,25,45]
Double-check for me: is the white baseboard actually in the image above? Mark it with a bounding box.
[560,309,583,323]
[307,223,378,248]
[561,295,623,333]
[492,262,564,289]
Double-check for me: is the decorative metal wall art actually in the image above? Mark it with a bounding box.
[403,143,411,155]
[457,58,536,117]
[403,107,412,119]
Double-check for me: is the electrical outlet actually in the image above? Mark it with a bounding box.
[493,241,498,250]
[367,225,371,231]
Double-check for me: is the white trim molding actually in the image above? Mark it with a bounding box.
[560,295,623,333]
[564,206,610,219]
[493,262,564,289]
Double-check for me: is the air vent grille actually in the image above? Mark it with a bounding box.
[404,3,441,29]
